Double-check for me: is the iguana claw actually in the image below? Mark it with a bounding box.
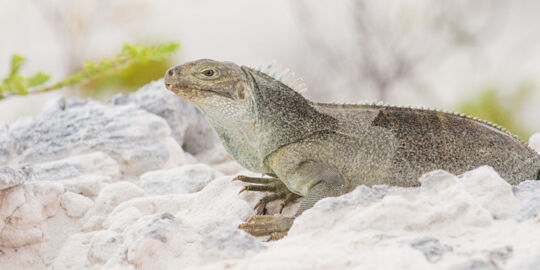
[235,175,300,215]
[280,192,301,213]
[238,214,294,240]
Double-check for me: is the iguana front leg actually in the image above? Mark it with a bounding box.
[234,175,301,214]
[238,162,346,240]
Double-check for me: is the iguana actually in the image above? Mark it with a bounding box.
[164,59,540,240]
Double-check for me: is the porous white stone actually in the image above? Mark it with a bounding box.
[0,185,26,218]
[9,182,64,224]
[82,181,145,231]
[60,191,94,218]
[528,132,540,154]
[0,181,64,248]
[124,212,178,266]
[108,176,255,231]
[103,206,143,232]
[405,237,453,263]
[515,195,540,221]
[59,174,112,198]
[110,80,221,157]
[88,230,125,264]
[458,166,519,218]
[514,178,540,221]
[8,161,540,270]
[10,98,175,175]
[200,225,266,258]
[0,124,10,165]
[0,166,27,190]
[26,151,120,181]
[50,232,94,270]
[139,163,219,195]
[513,179,540,200]
[1,225,43,248]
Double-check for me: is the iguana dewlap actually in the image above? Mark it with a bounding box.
[164,59,540,240]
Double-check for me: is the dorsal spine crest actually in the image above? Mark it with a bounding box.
[252,61,522,144]
[253,61,308,94]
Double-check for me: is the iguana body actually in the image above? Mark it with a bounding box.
[164,59,540,239]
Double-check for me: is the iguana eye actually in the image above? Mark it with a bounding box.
[202,69,215,77]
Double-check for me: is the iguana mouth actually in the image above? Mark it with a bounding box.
[165,84,232,99]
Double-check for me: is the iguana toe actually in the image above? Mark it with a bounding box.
[235,175,301,214]
[269,231,288,241]
[234,175,275,184]
[279,193,301,213]
[238,214,294,240]
[254,193,283,214]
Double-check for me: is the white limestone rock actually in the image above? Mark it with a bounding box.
[199,225,266,259]
[4,163,539,270]
[139,163,219,195]
[103,206,143,232]
[25,151,121,181]
[88,230,125,264]
[52,175,259,270]
[513,179,540,200]
[0,124,10,165]
[0,181,64,248]
[60,191,94,218]
[458,166,519,218]
[0,166,28,190]
[513,180,540,221]
[123,212,178,267]
[50,232,95,270]
[59,174,112,198]
[81,181,145,231]
[405,237,453,263]
[10,98,178,175]
[0,184,26,223]
[515,195,540,221]
[528,132,540,154]
[211,167,536,270]
[110,80,221,159]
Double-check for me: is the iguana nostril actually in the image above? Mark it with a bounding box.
[167,69,174,76]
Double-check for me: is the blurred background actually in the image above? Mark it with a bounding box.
[1,0,540,140]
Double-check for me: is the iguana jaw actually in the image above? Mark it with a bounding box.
[165,83,233,100]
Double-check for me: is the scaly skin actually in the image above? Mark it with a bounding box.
[164,59,540,240]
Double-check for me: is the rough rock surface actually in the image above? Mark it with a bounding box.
[139,163,219,195]
[0,124,10,165]
[1,82,540,270]
[9,97,185,175]
[0,166,28,190]
[110,80,224,162]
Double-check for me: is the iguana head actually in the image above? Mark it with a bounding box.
[164,59,255,128]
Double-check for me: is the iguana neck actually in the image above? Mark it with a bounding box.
[208,119,265,172]
[242,67,338,159]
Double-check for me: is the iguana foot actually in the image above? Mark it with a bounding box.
[234,175,301,214]
[238,214,294,241]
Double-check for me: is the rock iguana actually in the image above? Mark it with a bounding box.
[164,59,540,240]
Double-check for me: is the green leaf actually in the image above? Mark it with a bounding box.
[64,72,85,86]
[26,72,51,87]
[10,54,25,76]
[0,41,180,100]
